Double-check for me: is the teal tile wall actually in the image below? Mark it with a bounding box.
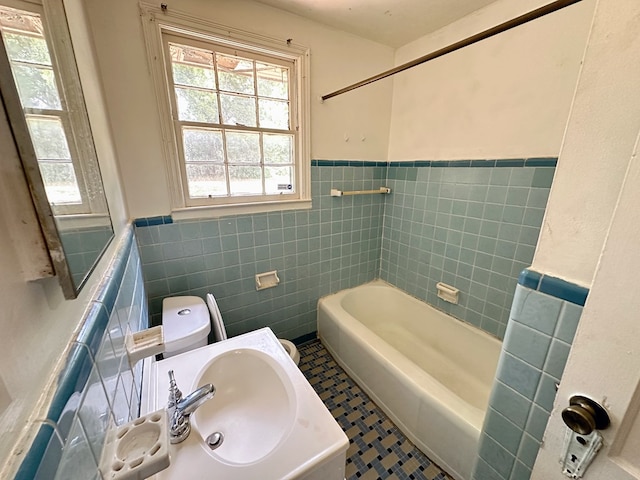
[473,274,586,480]
[136,164,386,340]
[137,161,554,341]
[60,226,114,286]
[380,164,554,339]
[18,227,149,479]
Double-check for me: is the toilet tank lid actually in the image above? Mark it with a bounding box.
[162,296,211,349]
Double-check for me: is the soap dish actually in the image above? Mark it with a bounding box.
[126,326,164,365]
[100,409,170,480]
[436,282,459,304]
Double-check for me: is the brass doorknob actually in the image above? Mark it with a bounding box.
[561,395,610,435]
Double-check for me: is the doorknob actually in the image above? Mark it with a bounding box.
[561,395,610,435]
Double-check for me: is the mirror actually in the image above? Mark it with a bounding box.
[0,4,113,298]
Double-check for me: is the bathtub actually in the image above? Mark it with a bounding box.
[317,280,501,480]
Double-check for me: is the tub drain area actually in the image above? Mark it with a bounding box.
[207,432,224,450]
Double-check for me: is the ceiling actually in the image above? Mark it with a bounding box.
[253,0,501,48]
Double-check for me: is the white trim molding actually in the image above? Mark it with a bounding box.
[139,2,311,219]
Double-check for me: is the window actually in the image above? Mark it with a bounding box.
[167,38,296,199]
[141,4,310,216]
[0,1,105,216]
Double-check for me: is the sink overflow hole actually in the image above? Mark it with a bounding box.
[207,432,224,450]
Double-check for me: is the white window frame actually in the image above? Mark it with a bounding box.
[140,2,311,219]
[0,0,108,217]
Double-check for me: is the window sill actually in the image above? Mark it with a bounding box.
[55,213,112,229]
[171,198,312,220]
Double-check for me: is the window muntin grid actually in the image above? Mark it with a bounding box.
[0,6,87,209]
[165,37,296,202]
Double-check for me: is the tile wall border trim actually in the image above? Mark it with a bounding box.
[311,158,557,168]
[292,331,317,346]
[134,216,173,227]
[15,227,135,480]
[311,160,388,167]
[518,268,589,306]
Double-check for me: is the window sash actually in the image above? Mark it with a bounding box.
[0,1,103,215]
[24,111,90,207]
[162,32,301,207]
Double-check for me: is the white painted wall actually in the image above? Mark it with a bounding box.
[82,0,395,219]
[0,0,128,474]
[531,0,640,288]
[388,0,595,161]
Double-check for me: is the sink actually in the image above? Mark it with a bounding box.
[191,348,296,464]
[141,328,348,480]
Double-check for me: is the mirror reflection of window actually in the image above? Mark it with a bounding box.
[0,1,114,295]
[0,5,91,214]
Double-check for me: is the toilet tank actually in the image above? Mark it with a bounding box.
[162,296,211,358]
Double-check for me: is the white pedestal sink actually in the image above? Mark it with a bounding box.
[141,328,348,479]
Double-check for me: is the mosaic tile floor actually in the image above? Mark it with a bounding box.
[299,340,455,480]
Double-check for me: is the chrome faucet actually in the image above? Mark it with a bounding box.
[167,370,215,444]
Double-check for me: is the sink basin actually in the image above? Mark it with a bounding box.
[191,348,296,464]
[142,328,348,480]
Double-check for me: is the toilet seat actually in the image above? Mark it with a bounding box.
[206,291,300,366]
[206,293,227,341]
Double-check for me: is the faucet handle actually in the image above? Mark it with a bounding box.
[167,370,183,408]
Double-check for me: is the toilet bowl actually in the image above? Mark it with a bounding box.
[279,339,301,366]
[160,294,301,366]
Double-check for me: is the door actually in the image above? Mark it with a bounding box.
[531,98,640,478]
[532,134,640,480]
[531,0,640,478]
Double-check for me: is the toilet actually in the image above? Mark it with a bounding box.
[162,296,211,358]
[162,294,300,365]
[278,338,301,366]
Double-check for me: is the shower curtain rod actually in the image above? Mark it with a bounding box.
[321,0,583,102]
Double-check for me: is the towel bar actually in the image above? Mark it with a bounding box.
[330,187,391,197]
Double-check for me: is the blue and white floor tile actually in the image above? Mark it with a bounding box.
[299,340,454,480]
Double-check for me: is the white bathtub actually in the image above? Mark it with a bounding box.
[317,280,501,480]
